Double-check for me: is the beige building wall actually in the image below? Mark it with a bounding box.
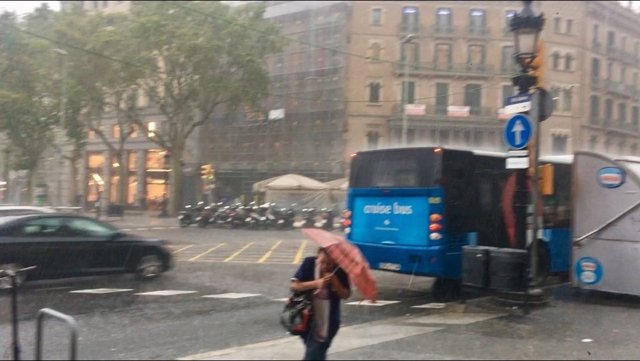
[344,0,640,164]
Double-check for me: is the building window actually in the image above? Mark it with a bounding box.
[368,42,381,61]
[590,95,600,122]
[565,54,573,71]
[130,124,138,138]
[366,131,380,149]
[565,19,573,34]
[402,81,415,104]
[467,44,485,66]
[368,82,381,103]
[563,88,572,112]
[501,46,515,72]
[435,43,452,68]
[552,52,561,70]
[552,135,568,154]
[371,8,382,25]
[469,9,486,34]
[604,98,613,122]
[607,61,613,79]
[593,24,599,43]
[502,85,514,101]
[402,7,419,33]
[551,87,560,111]
[634,73,639,90]
[607,31,615,48]
[592,58,600,79]
[589,135,598,150]
[618,102,627,124]
[621,66,626,83]
[505,10,516,28]
[436,8,452,30]
[554,17,561,33]
[112,125,121,139]
[464,84,482,114]
[435,83,449,114]
[147,121,157,138]
[401,42,419,64]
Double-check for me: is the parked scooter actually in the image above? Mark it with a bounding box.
[196,203,222,228]
[315,208,336,230]
[178,202,205,227]
[245,204,269,230]
[270,204,295,230]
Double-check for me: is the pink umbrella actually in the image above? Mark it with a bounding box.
[301,228,377,302]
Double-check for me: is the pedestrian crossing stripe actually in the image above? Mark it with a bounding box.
[70,288,134,294]
[345,300,400,307]
[409,313,504,325]
[135,290,199,296]
[272,298,289,302]
[412,303,447,309]
[202,293,261,299]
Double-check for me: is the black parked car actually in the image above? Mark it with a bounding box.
[0,214,173,288]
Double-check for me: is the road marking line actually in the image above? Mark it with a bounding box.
[272,298,289,302]
[135,290,198,296]
[152,227,164,230]
[121,228,131,231]
[412,303,447,309]
[189,243,226,261]
[202,293,261,299]
[70,288,133,294]
[178,322,441,360]
[257,240,283,263]
[224,242,254,262]
[345,300,400,307]
[409,313,503,325]
[172,245,194,254]
[292,240,307,264]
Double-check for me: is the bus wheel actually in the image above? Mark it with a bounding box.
[432,278,461,302]
[529,240,550,287]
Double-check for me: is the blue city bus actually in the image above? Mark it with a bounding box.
[344,147,572,298]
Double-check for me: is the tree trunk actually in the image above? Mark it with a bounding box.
[169,145,184,217]
[68,157,79,206]
[117,152,128,206]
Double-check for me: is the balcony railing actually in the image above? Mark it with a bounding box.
[467,26,489,38]
[394,62,494,77]
[433,24,455,37]
[393,103,495,119]
[398,23,423,34]
[605,79,629,96]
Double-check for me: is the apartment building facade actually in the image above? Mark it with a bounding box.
[52,1,640,205]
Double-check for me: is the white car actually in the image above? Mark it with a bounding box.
[0,206,58,217]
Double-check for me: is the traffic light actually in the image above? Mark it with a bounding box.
[538,163,554,195]
[200,164,215,181]
[529,39,545,88]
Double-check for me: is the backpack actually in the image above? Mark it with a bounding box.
[280,291,312,335]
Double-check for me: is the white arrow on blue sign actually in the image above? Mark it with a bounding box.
[504,114,532,149]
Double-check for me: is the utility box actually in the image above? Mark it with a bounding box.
[462,246,496,288]
[489,248,528,292]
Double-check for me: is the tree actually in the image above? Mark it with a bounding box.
[128,1,283,215]
[51,7,145,207]
[0,10,58,203]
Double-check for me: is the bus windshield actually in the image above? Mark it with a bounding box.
[350,149,442,188]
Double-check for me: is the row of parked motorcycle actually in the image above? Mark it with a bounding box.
[178,202,339,230]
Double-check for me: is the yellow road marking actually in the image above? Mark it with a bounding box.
[258,240,283,264]
[224,242,255,262]
[172,245,194,254]
[189,243,226,261]
[293,240,307,264]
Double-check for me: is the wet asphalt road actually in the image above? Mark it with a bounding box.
[0,226,441,360]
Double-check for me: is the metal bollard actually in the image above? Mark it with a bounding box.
[35,308,79,360]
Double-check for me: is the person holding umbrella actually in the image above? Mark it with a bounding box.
[291,247,350,360]
[292,228,378,360]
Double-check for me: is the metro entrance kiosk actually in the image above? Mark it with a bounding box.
[572,151,640,296]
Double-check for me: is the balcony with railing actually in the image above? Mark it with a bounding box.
[392,103,498,122]
[394,62,494,77]
[466,26,489,39]
[592,41,602,54]
[432,24,455,38]
[397,23,424,35]
[605,79,630,97]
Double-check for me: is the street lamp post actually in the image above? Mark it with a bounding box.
[400,34,417,146]
[510,1,545,274]
[53,48,68,206]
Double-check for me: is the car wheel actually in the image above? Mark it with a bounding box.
[0,263,26,289]
[136,254,163,279]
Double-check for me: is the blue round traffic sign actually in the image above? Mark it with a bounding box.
[504,114,532,149]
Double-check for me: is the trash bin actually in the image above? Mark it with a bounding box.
[489,248,528,292]
[462,246,496,288]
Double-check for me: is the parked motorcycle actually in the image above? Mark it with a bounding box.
[315,208,336,230]
[196,203,222,228]
[270,204,295,230]
[178,202,205,227]
[245,204,269,230]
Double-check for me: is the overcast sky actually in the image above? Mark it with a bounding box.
[0,1,639,17]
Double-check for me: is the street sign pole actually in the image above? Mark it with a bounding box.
[530,90,541,279]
